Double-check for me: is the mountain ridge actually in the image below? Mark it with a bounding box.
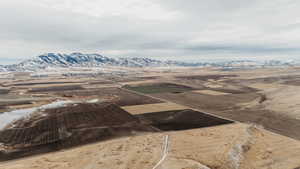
[0,53,299,72]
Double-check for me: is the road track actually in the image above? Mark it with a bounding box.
[152,135,169,169]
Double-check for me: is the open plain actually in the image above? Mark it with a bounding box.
[1,66,300,169]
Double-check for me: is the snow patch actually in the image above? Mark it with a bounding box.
[228,125,256,169]
[0,100,74,129]
[86,99,99,103]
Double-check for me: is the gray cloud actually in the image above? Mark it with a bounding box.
[0,0,300,64]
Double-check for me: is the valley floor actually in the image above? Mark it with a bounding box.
[1,66,300,169]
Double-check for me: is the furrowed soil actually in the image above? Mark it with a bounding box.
[0,103,156,161]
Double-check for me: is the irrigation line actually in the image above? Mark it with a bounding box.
[152,135,169,169]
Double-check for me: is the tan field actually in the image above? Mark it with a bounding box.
[121,102,188,114]
[0,134,164,169]
[193,90,230,96]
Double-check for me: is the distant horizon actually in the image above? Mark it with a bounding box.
[1,52,299,65]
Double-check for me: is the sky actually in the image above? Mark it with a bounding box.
[1,0,300,64]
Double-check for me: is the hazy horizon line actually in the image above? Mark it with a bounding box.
[1,52,299,65]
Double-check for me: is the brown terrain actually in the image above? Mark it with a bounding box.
[0,66,300,169]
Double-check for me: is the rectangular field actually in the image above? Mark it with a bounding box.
[175,74,237,81]
[193,90,230,96]
[135,109,233,131]
[123,83,195,94]
[0,88,10,95]
[28,85,84,93]
[122,102,188,115]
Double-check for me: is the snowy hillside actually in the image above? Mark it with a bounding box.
[0,53,299,72]
[2,53,170,72]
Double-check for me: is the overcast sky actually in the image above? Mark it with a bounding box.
[1,0,300,64]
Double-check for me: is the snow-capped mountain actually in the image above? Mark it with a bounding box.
[1,53,170,72]
[34,53,168,67]
[0,65,3,69]
[37,53,115,66]
[0,53,299,72]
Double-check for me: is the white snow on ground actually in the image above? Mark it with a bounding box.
[0,100,74,129]
[86,99,99,103]
[228,125,255,169]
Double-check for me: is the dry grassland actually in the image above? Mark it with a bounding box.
[193,90,230,96]
[121,102,188,115]
[2,123,300,169]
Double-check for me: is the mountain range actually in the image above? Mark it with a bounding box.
[0,53,299,72]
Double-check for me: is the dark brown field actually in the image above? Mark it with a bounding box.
[28,85,84,93]
[175,74,238,81]
[0,103,156,161]
[123,82,196,94]
[135,109,233,131]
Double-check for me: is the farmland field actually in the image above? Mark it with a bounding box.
[123,83,196,94]
[122,102,188,114]
[135,109,233,131]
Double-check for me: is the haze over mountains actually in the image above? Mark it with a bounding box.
[0,53,299,72]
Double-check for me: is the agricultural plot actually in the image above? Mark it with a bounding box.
[0,88,10,95]
[0,101,234,161]
[0,100,33,107]
[0,103,155,161]
[211,87,258,94]
[135,109,233,131]
[0,94,42,108]
[11,81,81,86]
[193,90,230,96]
[88,80,114,85]
[175,74,237,81]
[57,87,163,106]
[0,117,60,147]
[122,102,188,115]
[151,89,300,140]
[28,85,84,93]
[151,91,260,112]
[123,83,195,94]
